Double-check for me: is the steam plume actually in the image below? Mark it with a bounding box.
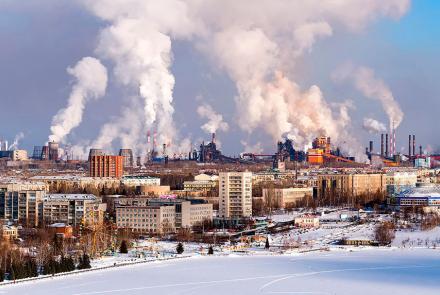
[333,64,404,129]
[71,0,410,159]
[197,103,229,134]
[49,57,108,143]
[8,132,24,150]
[363,117,387,134]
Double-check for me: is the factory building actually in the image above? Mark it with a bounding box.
[89,155,124,178]
[218,172,252,219]
[199,133,222,162]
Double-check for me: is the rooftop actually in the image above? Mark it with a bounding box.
[45,194,98,201]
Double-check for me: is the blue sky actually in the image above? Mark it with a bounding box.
[0,0,439,156]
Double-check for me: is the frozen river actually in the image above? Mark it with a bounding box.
[2,249,440,295]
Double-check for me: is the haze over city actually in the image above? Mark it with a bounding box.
[0,0,439,159]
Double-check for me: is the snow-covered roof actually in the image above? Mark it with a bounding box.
[398,184,440,198]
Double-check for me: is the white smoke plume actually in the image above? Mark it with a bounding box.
[72,0,410,159]
[197,103,229,134]
[49,57,108,143]
[363,117,387,134]
[240,140,264,155]
[8,132,24,150]
[333,64,404,129]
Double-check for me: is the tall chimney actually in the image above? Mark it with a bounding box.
[412,135,416,157]
[385,134,389,157]
[408,135,412,157]
[420,145,423,156]
[369,141,373,153]
[212,132,216,144]
[381,134,384,157]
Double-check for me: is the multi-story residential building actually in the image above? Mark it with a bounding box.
[89,155,123,178]
[121,175,161,187]
[386,170,418,196]
[219,172,252,219]
[317,173,386,198]
[43,194,106,227]
[115,199,212,234]
[116,204,176,234]
[183,174,218,192]
[0,188,45,226]
[262,187,313,208]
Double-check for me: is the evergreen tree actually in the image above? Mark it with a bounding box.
[176,242,184,254]
[78,254,91,270]
[119,240,128,254]
[265,237,270,249]
[208,246,214,255]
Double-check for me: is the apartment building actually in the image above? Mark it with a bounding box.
[89,155,123,178]
[386,170,418,196]
[0,188,45,226]
[262,187,313,208]
[116,198,213,234]
[121,175,161,187]
[43,194,106,227]
[219,172,252,219]
[183,174,218,192]
[316,173,386,198]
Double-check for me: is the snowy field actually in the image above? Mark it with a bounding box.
[2,249,440,295]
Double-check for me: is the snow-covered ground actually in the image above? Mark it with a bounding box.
[2,248,440,294]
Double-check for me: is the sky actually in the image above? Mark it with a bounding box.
[0,0,439,158]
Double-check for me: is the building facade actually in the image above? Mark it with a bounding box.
[218,172,252,219]
[43,194,106,227]
[262,187,313,208]
[89,155,123,178]
[116,199,212,234]
[0,189,45,226]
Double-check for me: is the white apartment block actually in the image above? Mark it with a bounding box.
[219,172,252,219]
[121,176,161,187]
[116,199,213,234]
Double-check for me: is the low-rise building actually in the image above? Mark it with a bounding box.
[2,225,18,240]
[390,183,440,212]
[294,215,320,228]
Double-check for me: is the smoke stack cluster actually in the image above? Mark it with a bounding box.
[385,134,389,157]
[381,134,384,157]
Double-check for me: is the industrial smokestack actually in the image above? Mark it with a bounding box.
[420,145,423,156]
[381,134,384,157]
[369,141,373,153]
[412,135,416,157]
[212,132,216,144]
[408,134,412,157]
[385,134,389,157]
